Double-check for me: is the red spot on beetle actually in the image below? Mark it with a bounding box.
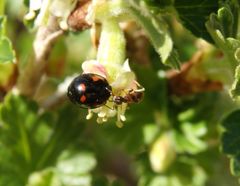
[92,76,100,82]
[78,83,86,92]
[80,95,87,103]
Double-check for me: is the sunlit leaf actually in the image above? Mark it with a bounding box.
[230,65,240,98]
[57,151,97,175]
[0,16,6,36]
[128,0,177,68]
[0,16,15,63]
[27,168,58,186]
[174,122,207,154]
[230,155,240,177]
[0,37,15,63]
[149,133,176,173]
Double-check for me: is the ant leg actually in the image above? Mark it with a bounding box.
[127,87,145,93]
[134,87,145,92]
[134,81,145,92]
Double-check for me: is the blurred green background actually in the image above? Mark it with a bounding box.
[1,0,240,186]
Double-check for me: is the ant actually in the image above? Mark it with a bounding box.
[111,87,145,105]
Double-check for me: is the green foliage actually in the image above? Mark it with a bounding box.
[128,0,180,68]
[0,94,88,185]
[27,152,96,186]
[174,0,219,43]
[0,94,42,185]
[221,110,240,176]
[231,65,240,98]
[23,0,30,7]
[143,0,173,8]
[206,1,239,47]
[173,122,207,154]
[142,0,218,43]
[137,154,207,186]
[0,16,15,63]
[205,1,240,99]
[0,16,6,36]
[0,36,15,63]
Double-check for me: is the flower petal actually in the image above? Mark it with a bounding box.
[30,0,42,11]
[111,71,135,91]
[82,60,108,78]
[122,59,132,72]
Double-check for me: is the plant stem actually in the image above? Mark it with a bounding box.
[97,18,126,81]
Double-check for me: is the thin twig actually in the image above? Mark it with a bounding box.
[17,16,64,98]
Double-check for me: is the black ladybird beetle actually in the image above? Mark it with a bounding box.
[67,73,112,108]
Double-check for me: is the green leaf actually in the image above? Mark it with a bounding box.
[205,1,240,62]
[138,157,207,186]
[128,0,176,67]
[221,1,239,38]
[24,0,30,7]
[230,65,240,98]
[205,1,240,99]
[221,110,240,156]
[221,109,240,176]
[143,0,173,8]
[218,6,234,37]
[0,94,38,162]
[27,168,59,186]
[230,155,240,177]
[27,151,97,186]
[165,49,180,69]
[174,122,207,154]
[206,1,239,40]
[0,94,87,185]
[0,94,42,184]
[34,105,86,170]
[57,152,96,186]
[57,151,97,175]
[0,37,15,63]
[174,0,218,43]
[149,132,176,173]
[0,16,15,63]
[143,123,159,145]
[0,62,15,85]
[0,16,6,36]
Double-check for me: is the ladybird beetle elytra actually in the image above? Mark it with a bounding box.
[67,73,112,109]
